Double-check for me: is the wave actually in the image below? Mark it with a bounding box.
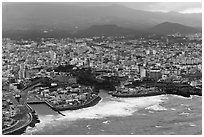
[24,95,168,134]
[179,112,190,116]
[24,114,65,135]
[60,95,168,120]
[145,104,167,111]
[171,95,193,99]
[189,123,197,127]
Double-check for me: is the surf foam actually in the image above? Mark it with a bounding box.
[25,95,168,134]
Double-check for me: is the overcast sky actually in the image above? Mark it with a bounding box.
[68,2,202,13]
[3,2,202,14]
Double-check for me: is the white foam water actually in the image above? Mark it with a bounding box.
[60,95,168,120]
[170,108,176,111]
[102,120,111,124]
[179,112,190,116]
[24,95,168,134]
[145,104,167,111]
[189,123,197,127]
[172,95,193,99]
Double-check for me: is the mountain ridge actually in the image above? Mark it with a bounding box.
[3,22,200,40]
[149,22,201,34]
[75,24,146,37]
[3,3,202,32]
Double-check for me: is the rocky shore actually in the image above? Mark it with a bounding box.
[49,95,102,111]
[3,74,201,135]
[27,95,101,112]
[3,94,101,135]
[109,82,202,98]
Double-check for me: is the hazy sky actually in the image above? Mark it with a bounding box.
[3,2,202,14]
[68,2,202,13]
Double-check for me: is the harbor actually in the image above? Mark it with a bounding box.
[23,91,202,135]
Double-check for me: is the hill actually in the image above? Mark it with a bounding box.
[76,24,148,37]
[149,22,200,34]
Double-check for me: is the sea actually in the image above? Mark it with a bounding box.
[24,91,202,135]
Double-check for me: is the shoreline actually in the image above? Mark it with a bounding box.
[48,96,102,111]
[109,85,202,98]
[2,86,201,135]
[111,92,164,98]
[2,94,101,135]
[2,103,35,135]
[2,112,33,135]
[111,92,202,98]
[110,92,201,98]
[28,95,101,111]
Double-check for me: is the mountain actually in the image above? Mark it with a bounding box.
[149,22,201,34]
[3,3,202,33]
[2,29,73,41]
[76,24,148,37]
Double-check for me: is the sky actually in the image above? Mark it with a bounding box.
[68,2,202,13]
[2,2,202,14]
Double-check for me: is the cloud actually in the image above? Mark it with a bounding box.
[68,2,202,13]
[4,2,202,14]
[123,2,202,13]
[179,8,202,14]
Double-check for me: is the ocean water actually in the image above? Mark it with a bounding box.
[25,91,202,135]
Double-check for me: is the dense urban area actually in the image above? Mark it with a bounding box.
[2,32,202,134]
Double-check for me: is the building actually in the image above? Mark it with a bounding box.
[18,70,25,79]
[18,64,30,79]
[20,63,25,70]
[24,66,30,79]
[152,50,156,55]
[146,50,150,55]
[149,69,162,81]
[50,50,57,61]
[140,68,146,78]
[138,64,146,78]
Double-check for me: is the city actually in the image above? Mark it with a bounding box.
[2,2,202,135]
[2,32,202,134]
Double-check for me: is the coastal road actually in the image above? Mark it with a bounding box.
[3,113,32,135]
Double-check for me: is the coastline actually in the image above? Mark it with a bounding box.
[2,103,36,135]
[2,85,201,135]
[109,85,202,98]
[28,94,101,111]
[2,112,33,135]
[111,92,164,98]
[110,91,201,98]
[2,94,101,135]
[23,93,202,135]
[48,96,102,111]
